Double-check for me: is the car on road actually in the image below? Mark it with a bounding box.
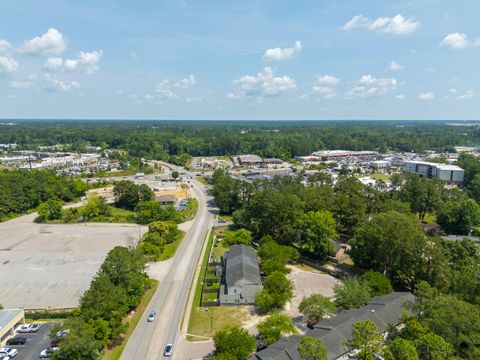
[164,344,173,356]
[6,337,26,346]
[147,311,156,322]
[39,347,59,358]
[0,347,18,358]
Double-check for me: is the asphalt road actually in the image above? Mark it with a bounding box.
[120,178,215,360]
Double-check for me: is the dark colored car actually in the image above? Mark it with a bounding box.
[6,337,27,346]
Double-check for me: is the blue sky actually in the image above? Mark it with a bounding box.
[0,0,479,120]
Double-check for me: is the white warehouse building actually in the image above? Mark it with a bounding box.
[403,160,464,183]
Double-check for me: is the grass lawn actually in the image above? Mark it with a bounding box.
[103,279,159,360]
[188,306,251,338]
[182,198,198,222]
[370,173,391,182]
[187,232,250,339]
[196,176,210,186]
[156,230,186,261]
[49,206,137,224]
[423,213,437,223]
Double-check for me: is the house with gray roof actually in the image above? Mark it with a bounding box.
[254,292,414,360]
[220,244,263,305]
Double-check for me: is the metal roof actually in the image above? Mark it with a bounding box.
[225,244,262,288]
[0,309,23,331]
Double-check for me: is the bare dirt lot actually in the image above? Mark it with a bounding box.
[0,212,147,309]
[286,265,339,319]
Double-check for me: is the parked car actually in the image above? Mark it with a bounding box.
[39,347,59,358]
[147,311,156,322]
[15,324,33,333]
[0,347,18,358]
[6,337,26,346]
[164,344,173,356]
[55,329,70,338]
[0,356,11,360]
[29,323,41,333]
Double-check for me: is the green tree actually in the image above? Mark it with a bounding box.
[257,312,295,345]
[256,271,293,313]
[138,184,154,202]
[51,319,102,360]
[346,320,383,360]
[81,195,110,219]
[213,326,257,360]
[350,211,426,287]
[298,294,336,324]
[114,180,140,210]
[400,175,443,221]
[414,333,454,360]
[362,271,393,297]
[297,336,328,360]
[148,221,179,243]
[36,199,63,222]
[333,176,367,234]
[171,171,180,179]
[297,211,337,260]
[334,277,371,310]
[437,198,480,235]
[245,189,303,244]
[384,338,419,360]
[223,229,253,246]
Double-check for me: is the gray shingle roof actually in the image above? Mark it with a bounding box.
[255,292,415,360]
[225,244,262,287]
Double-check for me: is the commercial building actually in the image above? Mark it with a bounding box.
[220,244,262,305]
[236,154,263,166]
[370,160,391,170]
[254,292,414,360]
[311,150,378,159]
[403,160,464,183]
[0,308,25,346]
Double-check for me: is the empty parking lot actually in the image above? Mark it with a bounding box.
[0,212,146,309]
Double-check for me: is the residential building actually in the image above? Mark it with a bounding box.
[0,308,25,346]
[254,292,414,360]
[220,244,263,305]
[403,160,464,183]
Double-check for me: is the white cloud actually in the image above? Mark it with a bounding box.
[419,92,434,100]
[229,67,296,99]
[130,51,139,59]
[262,41,302,61]
[10,80,34,89]
[43,50,103,74]
[387,61,403,72]
[0,39,12,55]
[44,57,64,72]
[317,74,340,85]
[346,74,397,98]
[342,14,420,35]
[21,28,66,56]
[456,90,474,100]
[174,74,196,89]
[186,96,202,103]
[155,79,177,100]
[396,94,405,100]
[0,56,19,75]
[439,33,479,50]
[44,74,80,92]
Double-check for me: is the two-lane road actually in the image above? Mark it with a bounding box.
[121,179,215,360]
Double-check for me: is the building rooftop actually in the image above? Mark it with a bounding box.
[225,244,261,287]
[403,160,463,171]
[255,292,414,360]
[0,308,23,331]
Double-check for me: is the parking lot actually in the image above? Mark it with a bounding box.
[7,322,56,360]
[0,212,146,309]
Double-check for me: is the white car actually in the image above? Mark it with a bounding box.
[39,347,59,358]
[0,356,10,360]
[164,344,173,356]
[55,329,70,338]
[0,348,18,358]
[15,324,33,333]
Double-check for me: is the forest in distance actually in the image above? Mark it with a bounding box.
[1,120,480,162]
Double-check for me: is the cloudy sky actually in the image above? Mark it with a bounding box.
[0,0,479,120]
